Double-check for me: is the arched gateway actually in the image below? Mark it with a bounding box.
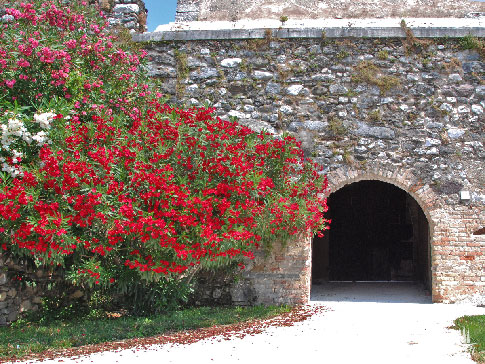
[312,169,434,298]
[231,164,447,306]
[232,163,483,306]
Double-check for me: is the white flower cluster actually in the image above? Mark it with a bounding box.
[1,111,55,178]
[34,111,56,130]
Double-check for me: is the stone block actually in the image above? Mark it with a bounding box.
[265,82,281,94]
[329,84,348,95]
[7,289,16,298]
[7,310,18,323]
[190,68,218,80]
[286,84,304,95]
[20,300,32,312]
[230,281,256,304]
[113,4,139,14]
[221,58,242,68]
[252,71,273,80]
[148,65,176,78]
[354,123,395,140]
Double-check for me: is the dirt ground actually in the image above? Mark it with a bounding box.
[198,0,485,21]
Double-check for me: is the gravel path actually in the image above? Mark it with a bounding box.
[16,282,485,364]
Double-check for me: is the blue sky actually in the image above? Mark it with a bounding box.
[144,0,178,32]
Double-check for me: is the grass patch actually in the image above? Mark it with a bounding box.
[367,109,382,123]
[377,50,389,60]
[400,19,432,55]
[351,61,400,95]
[246,29,274,51]
[0,305,291,360]
[328,117,347,138]
[454,315,485,363]
[460,34,485,58]
[174,49,189,97]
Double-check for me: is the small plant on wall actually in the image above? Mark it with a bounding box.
[328,117,348,138]
[174,49,189,97]
[351,61,400,95]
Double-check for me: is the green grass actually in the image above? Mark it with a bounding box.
[351,60,400,95]
[454,315,485,363]
[0,305,291,360]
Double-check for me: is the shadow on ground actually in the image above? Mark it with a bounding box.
[311,282,432,304]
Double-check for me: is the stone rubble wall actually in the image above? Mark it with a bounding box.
[0,254,44,326]
[176,0,201,22]
[237,236,312,305]
[195,236,312,306]
[0,253,83,326]
[96,0,147,32]
[140,31,485,305]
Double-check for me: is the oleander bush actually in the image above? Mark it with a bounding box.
[0,0,329,314]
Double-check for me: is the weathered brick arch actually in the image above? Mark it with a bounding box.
[324,163,440,234]
[240,163,442,306]
[315,163,439,298]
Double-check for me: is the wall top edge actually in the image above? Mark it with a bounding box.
[133,26,485,42]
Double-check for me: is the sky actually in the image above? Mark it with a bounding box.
[144,0,178,32]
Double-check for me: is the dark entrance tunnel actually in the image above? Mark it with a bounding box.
[312,180,430,289]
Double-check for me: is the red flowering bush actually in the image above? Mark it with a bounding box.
[1,101,329,286]
[0,0,150,115]
[0,0,154,180]
[0,0,329,292]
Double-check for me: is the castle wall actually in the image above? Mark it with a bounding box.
[176,0,201,22]
[138,29,485,305]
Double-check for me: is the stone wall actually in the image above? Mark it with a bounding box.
[192,236,312,306]
[96,0,147,32]
[0,254,44,326]
[175,0,485,22]
[176,0,201,22]
[0,252,85,326]
[237,235,313,305]
[138,28,485,304]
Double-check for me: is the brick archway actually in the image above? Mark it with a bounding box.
[311,164,439,297]
[324,164,439,233]
[236,163,483,305]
